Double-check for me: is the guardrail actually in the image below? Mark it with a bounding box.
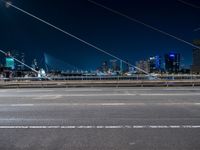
[0,80,200,88]
[3,74,200,81]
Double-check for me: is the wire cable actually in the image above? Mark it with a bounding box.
[1,1,150,75]
[177,0,200,9]
[87,0,200,50]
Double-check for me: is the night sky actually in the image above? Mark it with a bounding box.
[0,0,200,70]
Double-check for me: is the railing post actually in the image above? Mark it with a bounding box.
[116,76,119,88]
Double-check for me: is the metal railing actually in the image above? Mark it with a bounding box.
[1,74,200,81]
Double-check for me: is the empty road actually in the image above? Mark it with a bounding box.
[0,87,200,150]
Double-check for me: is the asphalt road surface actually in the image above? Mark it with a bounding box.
[0,87,200,150]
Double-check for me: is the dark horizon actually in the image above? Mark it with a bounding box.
[0,0,200,70]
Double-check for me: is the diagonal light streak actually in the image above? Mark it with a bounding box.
[87,0,200,50]
[1,1,149,75]
[177,0,200,9]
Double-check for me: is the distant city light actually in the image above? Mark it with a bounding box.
[170,54,175,57]
[149,57,155,60]
[5,57,14,69]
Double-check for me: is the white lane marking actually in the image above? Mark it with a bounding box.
[0,102,199,107]
[17,90,55,92]
[162,89,200,91]
[0,90,8,93]
[1,118,200,121]
[129,142,136,145]
[0,125,199,129]
[32,94,136,98]
[65,89,103,92]
[0,90,55,93]
[59,93,200,96]
[33,95,63,100]
[2,88,200,93]
[0,94,136,97]
[140,93,200,96]
[101,103,127,106]
[32,93,200,97]
[118,88,200,91]
[11,104,34,107]
[1,93,200,98]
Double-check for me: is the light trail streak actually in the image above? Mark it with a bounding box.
[88,0,200,50]
[1,1,150,75]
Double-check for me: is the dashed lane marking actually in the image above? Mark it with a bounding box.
[1,93,200,98]
[0,125,199,129]
[0,103,199,107]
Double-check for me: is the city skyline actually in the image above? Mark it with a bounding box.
[0,0,200,70]
[0,49,190,75]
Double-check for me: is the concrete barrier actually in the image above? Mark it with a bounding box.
[0,80,200,88]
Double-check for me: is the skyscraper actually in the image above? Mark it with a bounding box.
[32,59,38,70]
[5,51,15,70]
[149,56,161,73]
[5,58,15,70]
[101,61,108,72]
[191,40,200,74]
[165,52,180,73]
[19,52,25,70]
[6,50,25,71]
[136,60,150,73]
[110,59,117,72]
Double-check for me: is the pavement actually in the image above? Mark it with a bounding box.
[0,87,200,150]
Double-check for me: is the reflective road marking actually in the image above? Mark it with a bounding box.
[0,103,199,107]
[0,125,199,129]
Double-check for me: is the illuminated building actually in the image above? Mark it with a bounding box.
[136,60,150,73]
[5,50,25,71]
[149,55,161,73]
[5,57,15,70]
[164,52,180,73]
[32,59,38,70]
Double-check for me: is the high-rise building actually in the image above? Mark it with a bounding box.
[136,60,150,73]
[32,59,38,70]
[4,51,14,70]
[6,50,25,70]
[101,61,108,72]
[110,59,119,72]
[165,52,180,73]
[120,60,123,73]
[19,52,25,70]
[149,55,161,73]
[5,57,15,70]
[191,40,200,74]
[119,60,130,73]
[0,52,3,66]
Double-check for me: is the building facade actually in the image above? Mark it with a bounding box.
[149,55,161,73]
[5,57,15,70]
[165,52,180,73]
[191,40,200,74]
[136,60,150,73]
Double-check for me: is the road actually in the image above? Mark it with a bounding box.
[0,87,200,150]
